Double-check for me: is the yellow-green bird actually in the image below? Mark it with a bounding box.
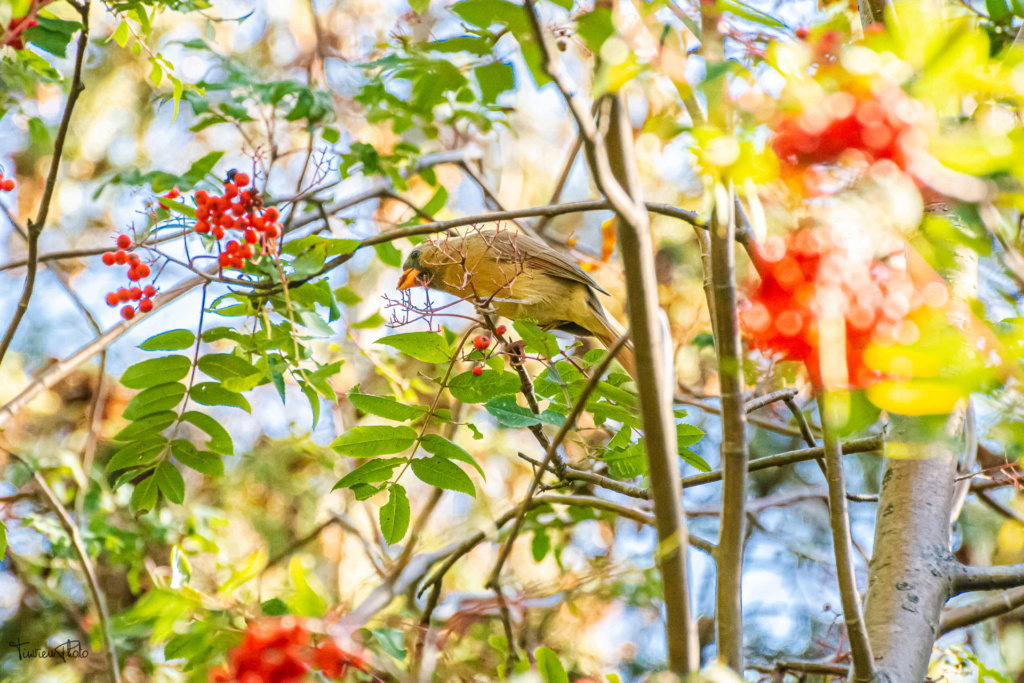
[397,229,635,378]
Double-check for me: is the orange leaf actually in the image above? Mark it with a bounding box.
[600,217,616,262]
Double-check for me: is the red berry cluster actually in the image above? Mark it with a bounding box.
[189,171,281,271]
[3,16,38,50]
[739,229,930,388]
[771,86,923,174]
[0,170,15,192]
[471,335,492,376]
[207,617,367,683]
[101,234,157,320]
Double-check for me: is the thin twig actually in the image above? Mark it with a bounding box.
[16,455,122,682]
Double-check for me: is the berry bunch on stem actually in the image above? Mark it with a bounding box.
[190,170,282,271]
[739,228,938,388]
[101,234,157,320]
[206,617,368,683]
[0,170,15,192]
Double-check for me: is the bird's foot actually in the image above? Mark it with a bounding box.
[506,339,527,367]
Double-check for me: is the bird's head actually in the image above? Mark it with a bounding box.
[397,247,429,290]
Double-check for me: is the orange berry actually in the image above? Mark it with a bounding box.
[105,292,119,306]
[117,288,129,302]
[128,287,142,300]
[264,206,279,221]
[472,366,483,376]
[137,263,151,278]
[143,285,157,297]
[114,250,127,265]
[218,253,231,267]
[244,228,258,243]
[474,335,490,351]
[102,252,116,266]
[0,178,15,192]
[234,172,249,186]
[139,298,153,313]
[226,240,240,253]
[121,305,135,320]
[117,234,131,249]
[212,226,225,240]
[128,268,142,281]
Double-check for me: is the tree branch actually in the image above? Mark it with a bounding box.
[0,4,90,368]
[939,585,1024,635]
[818,393,874,681]
[951,562,1024,595]
[709,188,749,670]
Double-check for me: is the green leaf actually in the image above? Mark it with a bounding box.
[112,20,130,47]
[575,8,614,53]
[24,16,81,57]
[334,458,406,489]
[484,395,543,428]
[604,443,647,480]
[159,198,195,218]
[535,646,569,683]
[420,434,485,477]
[513,320,560,358]
[190,383,251,412]
[334,286,362,305]
[452,0,530,33]
[107,436,168,472]
[322,127,340,144]
[287,557,328,617]
[532,529,550,562]
[380,484,411,544]
[112,411,177,442]
[476,60,514,104]
[348,388,426,422]
[677,423,704,448]
[120,356,192,389]
[180,411,234,455]
[720,0,787,28]
[219,549,267,595]
[330,425,418,457]
[198,353,260,385]
[171,439,224,476]
[375,331,450,363]
[155,461,185,504]
[374,241,403,268]
[140,329,196,351]
[122,382,186,420]
[411,456,475,496]
[131,472,159,514]
[261,598,289,616]
[183,151,224,185]
[351,311,385,329]
[0,521,6,562]
[448,370,521,403]
[370,627,408,660]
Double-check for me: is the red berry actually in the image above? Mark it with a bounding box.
[102,252,116,266]
[114,250,127,265]
[218,252,231,267]
[128,253,141,265]
[496,325,507,335]
[1,178,15,192]
[121,306,135,320]
[234,172,250,186]
[128,268,142,281]
[240,244,254,259]
[472,366,483,376]
[474,335,490,351]
[212,226,225,240]
[137,263,150,278]
[265,224,280,239]
[128,287,142,300]
[795,26,808,40]
[105,292,119,306]
[226,240,240,253]
[264,206,279,221]
[224,183,238,198]
[143,285,157,297]
[195,220,210,234]
[117,288,129,302]
[244,228,258,243]
[139,298,154,313]
[195,189,209,204]
[117,234,131,249]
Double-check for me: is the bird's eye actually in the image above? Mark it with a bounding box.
[410,249,421,259]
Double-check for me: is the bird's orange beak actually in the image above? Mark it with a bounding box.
[397,268,421,290]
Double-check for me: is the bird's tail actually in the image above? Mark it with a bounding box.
[589,305,636,381]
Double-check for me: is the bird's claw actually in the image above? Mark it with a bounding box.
[474,301,498,319]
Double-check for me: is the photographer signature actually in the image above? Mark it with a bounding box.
[9,637,90,663]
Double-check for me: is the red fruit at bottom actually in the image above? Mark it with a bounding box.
[121,306,135,320]
[128,287,142,300]
[102,252,116,266]
[117,234,131,249]
[105,292,119,307]
[472,366,483,376]
[143,285,157,297]
[117,288,129,302]
[139,298,154,313]
[495,325,507,335]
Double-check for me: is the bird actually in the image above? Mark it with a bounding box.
[397,228,636,378]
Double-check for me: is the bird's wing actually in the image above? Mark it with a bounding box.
[482,229,610,296]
